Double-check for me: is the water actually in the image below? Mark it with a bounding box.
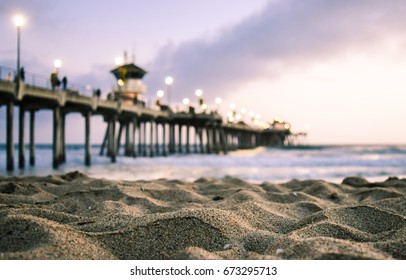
[1,144,406,183]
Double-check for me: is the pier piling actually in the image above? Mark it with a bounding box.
[150,120,155,157]
[29,110,35,166]
[6,101,14,171]
[84,111,91,166]
[18,104,25,169]
[52,106,62,169]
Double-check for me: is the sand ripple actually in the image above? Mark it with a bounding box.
[1,172,405,259]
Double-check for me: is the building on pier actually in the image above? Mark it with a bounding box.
[110,63,147,105]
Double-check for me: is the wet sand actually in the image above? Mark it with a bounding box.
[1,172,405,259]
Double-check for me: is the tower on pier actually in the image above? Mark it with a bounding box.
[111,62,147,105]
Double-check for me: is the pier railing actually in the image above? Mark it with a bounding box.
[0,65,94,96]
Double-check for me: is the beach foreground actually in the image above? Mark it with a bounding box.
[1,172,405,260]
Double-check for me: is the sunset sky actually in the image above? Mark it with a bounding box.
[1,0,406,144]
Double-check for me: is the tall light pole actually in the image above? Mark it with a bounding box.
[182,98,190,112]
[54,59,62,73]
[14,15,24,83]
[215,97,222,112]
[165,76,173,106]
[156,90,164,107]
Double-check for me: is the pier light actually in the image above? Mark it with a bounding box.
[115,56,124,66]
[117,79,124,87]
[235,113,242,121]
[14,15,25,27]
[229,103,236,110]
[165,76,173,85]
[182,98,190,105]
[165,76,173,105]
[228,116,235,123]
[201,103,208,110]
[195,89,204,106]
[157,90,164,98]
[249,111,255,118]
[255,113,261,120]
[54,59,62,70]
[214,97,222,113]
[195,89,203,97]
[14,15,25,83]
[156,90,164,107]
[226,111,233,118]
[284,124,291,130]
[85,85,93,96]
[240,107,246,114]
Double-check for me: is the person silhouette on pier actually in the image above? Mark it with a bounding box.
[20,67,25,82]
[50,72,60,91]
[93,89,101,98]
[62,76,67,91]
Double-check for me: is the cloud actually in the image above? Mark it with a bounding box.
[144,0,406,101]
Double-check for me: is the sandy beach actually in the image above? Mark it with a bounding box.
[0,171,405,260]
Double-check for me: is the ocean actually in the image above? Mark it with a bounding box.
[1,144,406,183]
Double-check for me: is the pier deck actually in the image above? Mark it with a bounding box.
[1,74,299,171]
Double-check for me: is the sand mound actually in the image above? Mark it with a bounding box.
[0,173,405,259]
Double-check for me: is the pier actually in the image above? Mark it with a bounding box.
[0,65,303,171]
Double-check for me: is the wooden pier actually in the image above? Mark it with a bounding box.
[0,69,299,172]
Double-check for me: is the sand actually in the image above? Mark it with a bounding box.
[0,171,405,260]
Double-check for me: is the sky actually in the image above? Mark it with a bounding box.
[1,0,406,144]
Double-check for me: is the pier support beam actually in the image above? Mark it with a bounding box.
[155,122,160,156]
[198,127,204,154]
[162,123,167,156]
[138,121,142,156]
[212,125,219,154]
[29,110,35,166]
[107,116,116,162]
[84,111,91,166]
[18,104,25,169]
[206,126,212,154]
[169,123,174,154]
[150,121,155,157]
[132,118,138,157]
[220,127,228,154]
[100,122,108,156]
[52,106,62,169]
[186,124,190,154]
[124,121,132,157]
[116,121,124,156]
[143,121,147,157]
[6,102,14,171]
[178,124,182,153]
[61,113,66,163]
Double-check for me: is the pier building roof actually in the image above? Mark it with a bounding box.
[111,63,148,80]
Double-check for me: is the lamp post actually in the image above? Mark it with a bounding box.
[165,76,173,105]
[115,56,124,66]
[182,98,190,112]
[156,90,164,107]
[51,59,62,90]
[195,89,203,104]
[14,15,24,83]
[54,59,62,73]
[215,97,222,112]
